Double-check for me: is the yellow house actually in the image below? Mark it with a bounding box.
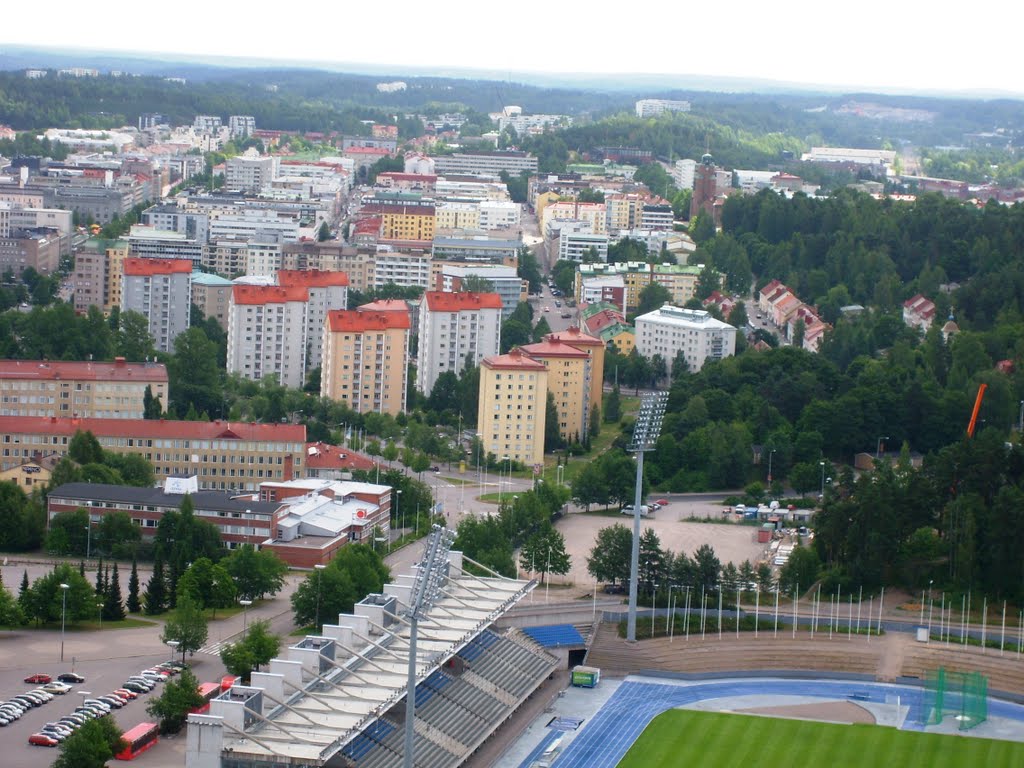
[0,453,59,491]
[477,349,548,466]
[545,328,605,422]
[321,304,411,416]
[378,204,435,242]
[519,339,593,443]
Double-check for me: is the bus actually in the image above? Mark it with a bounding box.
[115,722,159,760]
[191,682,222,715]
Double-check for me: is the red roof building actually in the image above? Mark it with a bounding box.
[277,269,350,288]
[422,291,503,311]
[122,257,192,276]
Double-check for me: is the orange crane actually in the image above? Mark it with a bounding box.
[966,383,987,438]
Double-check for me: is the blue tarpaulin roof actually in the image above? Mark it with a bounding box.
[522,624,585,648]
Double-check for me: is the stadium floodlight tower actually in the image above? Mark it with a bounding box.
[627,391,669,642]
[403,524,456,768]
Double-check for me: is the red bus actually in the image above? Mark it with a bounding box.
[115,722,159,761]
[220,674,238,691]
[191,682,222,715]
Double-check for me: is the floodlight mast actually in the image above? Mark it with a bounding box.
[403,525,455,768]
[627,392,669,642]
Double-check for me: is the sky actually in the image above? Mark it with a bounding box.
[4,1,1023,96]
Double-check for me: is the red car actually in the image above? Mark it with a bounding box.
[23,674,51,684]
[28,733,59,747]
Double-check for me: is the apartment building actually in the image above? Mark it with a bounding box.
[0,359,168,419]
[575,261,702,312]
[519,339,592,442]
[635,305,737,372]
[435,202,481,230]
[0,227,64,276]
[277,269,350,371]
[120,258,192,353]
[431,236,521,265]
[281,242,373,291]
[477,349,548,466]
[225,152,279,193]
[372,248,431,289]
[374,203,436,242]
[246,239,284,278]
[227,285,309,388]
[228,115,256,138]
[416,291,503,395]
[0,416,305,491]
[321,307,410,415]
[127,226,205,269]
[478,200,521,229]
[432,151,538,178]
[635,99,691,117]
[438,265,525,320]
[541,201,607,236]
[547,327,605,421]
[556,223,609,262]
[191,272,234,330]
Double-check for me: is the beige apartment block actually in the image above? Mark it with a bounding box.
[321,307,410,415]
[477,349,548,466]
[519,339,592,443]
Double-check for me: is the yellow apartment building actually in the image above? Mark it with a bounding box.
[477,349,548,466]
[519,339,592,442]
[546,328,605,421]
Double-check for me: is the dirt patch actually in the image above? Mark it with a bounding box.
[735,700,876,724]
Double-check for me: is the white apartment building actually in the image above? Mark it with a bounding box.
[120,258,192,353]
[193,115,223,133]
[434,179,510,201]
[439,265,524,320]
[277,270,349,372]
[245,239,284,278]
[432,152,538,178]
[228,115,256,138]
[416,291,503,394]
[557,223,609,262]
[672,159,696,190]
[227,284,309,389]
[207,210,300,243]
[635,99,691,118]
[127,225,205,268]
[479,200,521,229]
[373,248,431,289]
[542,201,607,236]
[224,152,279,194]
[635,305,737,373]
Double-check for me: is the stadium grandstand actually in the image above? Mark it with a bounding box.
[186,545,557,768]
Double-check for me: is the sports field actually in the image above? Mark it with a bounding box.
[617,710,1024,768]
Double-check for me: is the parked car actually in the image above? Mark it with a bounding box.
[113,688,138,700]
[24,674,51,684]
[560,312,571,319]
[654,498,669,507]
[28,733,59,747]
[42,681,71,695]
[121,681,151,694]
[602,583,626,594]
[56,672,85,684]
[30,688,54,702]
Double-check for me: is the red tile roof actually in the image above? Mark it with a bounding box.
[305,442,375,471]
[353,217,382,236]
[326,310,410,332]
[0,416,305,442]
[232,285,309,305]
[482,348,548,371]
[519,340,590,359]
[378,172,438,182]
[546,327,603,348]
[0,359,167,383]
[123,258,192,276]
[358,299,409,313]
[423,291,503,311]
[277,269,350,288]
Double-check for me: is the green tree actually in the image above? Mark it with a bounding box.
[143,385,162,419]
[53,716,126,768]
[604,385,621,423]
[779,540,821,593]
[23,563,94,626]
[693,543,721,593]
[318,221,331,241]
[127,557,141,613]
[68,430,103,464]
[102,562,126,621]
[518,526,571,583]
[544,392,563,451]
[460,274,495,293]
[635,282,672,317]
[221,545,288,600]
[146,667,204,734]
[220,619,281,683]
[585,524,632,586]
[144,557,167,615]
[161,593,209,661]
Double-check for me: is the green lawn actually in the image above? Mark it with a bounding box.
[617,710,1024,768]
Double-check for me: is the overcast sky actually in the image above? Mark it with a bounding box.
[4,1,1022,96]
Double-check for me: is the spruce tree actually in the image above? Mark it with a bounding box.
[126,557,141,614]
[103,563,126,621]
[79,560,86,578]
[144,557,167,615]
[95,557,105,596]
[17,570,30,615]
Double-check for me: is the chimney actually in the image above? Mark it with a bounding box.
[114,356,126,367]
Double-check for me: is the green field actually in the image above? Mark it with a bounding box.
[617,710,1024,768]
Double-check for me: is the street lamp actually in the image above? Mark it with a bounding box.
[396,489,403,532]
[1019,400,1023,432]
[819,461,826,500]
[314,564,327,631]
[767,449,776,484]
[926,579,934,636]
[84,519,92,559]
[59,583,69,663]
[96,601,103,630]
[876,436,889,459]
[239,599,253,637]
[165,639,179,665]
[556,463,565,486]
[500,455,510,504]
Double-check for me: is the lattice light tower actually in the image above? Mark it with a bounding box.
[627,391,669,642]
[403,524,456,768]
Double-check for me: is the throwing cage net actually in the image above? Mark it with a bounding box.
[922,667,988,730]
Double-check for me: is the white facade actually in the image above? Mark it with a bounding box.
[672,159,696,190]
[440,265,523,320]
[432,152,538,178]
[224,153,279,193]
[208,210,299,243]
[416,293,502,394]
[558,223,609,262]
[635,305,736,372]
[245,240,283,277]
[435,202,481,230]
[478,200,521,229]
[228,115,256,138]
[227,290,308,389]
[635,99,691,118]
[373,248,431,289]
[120,268,192,354]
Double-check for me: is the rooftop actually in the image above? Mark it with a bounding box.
[0,415,306,442]
[0,358,167,383]
[482,348,548,371]
[123,257,192,276]
[232,284,309,305]
[423,291,503,311]
[326,309,410,332]
[278,269,350,288]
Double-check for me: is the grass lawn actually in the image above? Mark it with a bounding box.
[617,710,1024,768]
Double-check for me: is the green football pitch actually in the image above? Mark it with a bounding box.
[616,710,1024,768]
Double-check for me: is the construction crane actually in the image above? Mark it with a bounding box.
[966,383,987,438]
